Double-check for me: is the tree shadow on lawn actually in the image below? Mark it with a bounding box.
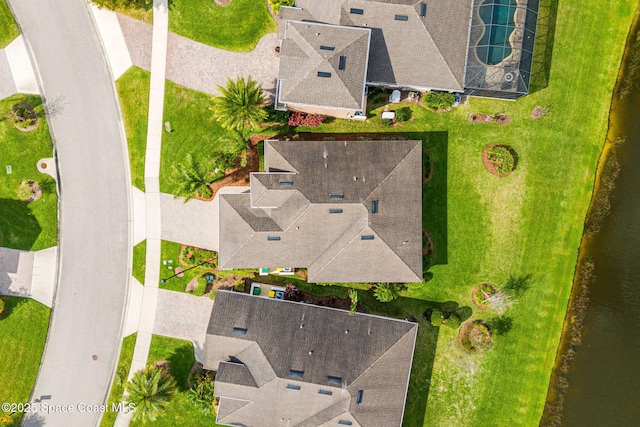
[0,199,42,250]
[167,344,196,391]
[528,0,560,94]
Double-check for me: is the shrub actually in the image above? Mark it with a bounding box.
[444,313,461,328]
[267,108,291,123]
[486,145,516,175]
[423,92,456,110]
[234,280,245,292]
[459,320,492,353]
[430,308,444,326]
[394,107,409,122]
[269,0,295,14]
[288,112,324,127]
[188,369,217,414]
[380,118,393,127]
[16,180,35,202]
[373,283,406,302]
[441,301,458,313]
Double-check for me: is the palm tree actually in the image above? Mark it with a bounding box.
[211,76,268,134]
[126,365,177,424]
[170,154,221,202]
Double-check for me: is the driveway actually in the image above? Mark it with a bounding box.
[9,0,131,425]
[116,13,279,97]
[152,289,213,363]
[160,187,249,251]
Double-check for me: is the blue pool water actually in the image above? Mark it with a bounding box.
[477,0,516,65]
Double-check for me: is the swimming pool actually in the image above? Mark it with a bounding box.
[476,0,517,65]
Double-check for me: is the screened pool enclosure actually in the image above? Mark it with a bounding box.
[464,0,540,100]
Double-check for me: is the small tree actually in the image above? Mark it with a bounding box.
[430,308,444,326]
[170,154,220,202]
[373,283,406,302]
[211,76,268,135]
[269,0,295,14]
[126,365,177,424]
[484,290,515,315]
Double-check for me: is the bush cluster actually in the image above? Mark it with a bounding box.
[288,112,324,127]
[486,145,516,175]
[266,108,291,124]
[423,92,456,110]
[394,107,409,122]
[380,118,393,127]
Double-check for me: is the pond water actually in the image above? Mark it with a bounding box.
[543,6,640,426]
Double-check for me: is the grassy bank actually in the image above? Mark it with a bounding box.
[100,333,137,427]
[130,336,224,427]
[0,298,50,425]
[0,94,58,251]
[116,67,150,191]
[168,0,275,52]
[0,0,19,48]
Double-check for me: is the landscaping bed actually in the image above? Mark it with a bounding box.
[481,144,517,177]
[468,113,511,125]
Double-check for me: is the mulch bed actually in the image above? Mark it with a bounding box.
[18,180,42,202]
[458,319,492,354]
[286,289,353,311]
[530,106,546,119]
[11,103,38,132]
[481,144,515,177]
[296,132,411,141]
[472,283,498,309]
[468,113,511,125]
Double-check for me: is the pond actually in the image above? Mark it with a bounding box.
[476,0,517,65]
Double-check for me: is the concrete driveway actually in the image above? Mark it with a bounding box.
[160,187,249,251]
[116,13,279,97]
[152,289,213,363]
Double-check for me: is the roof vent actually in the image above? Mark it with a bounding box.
[317,71,331,78]
[338,421,353,426]
[395,14,409,21]
[267,236,281,241]
[350,7,363,14]
[327,376,342,384]
[279,180,293,186]
[320,45,335,51]
[329,208,343,214]
[232,327,247,335]
[289,370,304,378]
[338,56,346,70]
[356,390,364,404]
[371,200,378,214]
[318,389,333,395]
[361,235,375,240]
[286,384,301,390]
[420,3,426,17]
[329,194,344,200]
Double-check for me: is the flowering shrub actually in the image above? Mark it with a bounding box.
[288,112,324,127]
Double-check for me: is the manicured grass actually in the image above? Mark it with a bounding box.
[132,240,146,285]
[0,94,58,251]
[116,67,149,191]
[289,0,637,424]
[168,0,276,52]
[100,333,137,427]
[161,81,237,195]
[0,0,19,48]
[130,336,224,427]
[0,298,50,425]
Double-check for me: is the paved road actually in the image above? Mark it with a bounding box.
[8,1,131,426]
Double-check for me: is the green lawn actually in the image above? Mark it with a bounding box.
[159,240,199,292]
[132,240,146,285]
[0,0,19,48]
[168,0,276,52]
[130,336,224,427]
[0,94,58,251]
[0,298,50,425]
[100,333,137,427]
[117,67,150,191]
[161,80,238,195]
[290,1,637,425]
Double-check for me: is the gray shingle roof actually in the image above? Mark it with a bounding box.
[218,139,423,283]
[205,291,418,427]
[280,0,472,91]
[278,21,371,110]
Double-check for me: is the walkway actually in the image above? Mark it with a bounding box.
[0,247,57,307]
[9,0,132,425]
[116,13,279,97]
[0,35,39,99]
[114,0,168,424]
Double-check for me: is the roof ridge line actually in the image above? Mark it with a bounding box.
[308,221,367,281]
[416,11,462,89]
